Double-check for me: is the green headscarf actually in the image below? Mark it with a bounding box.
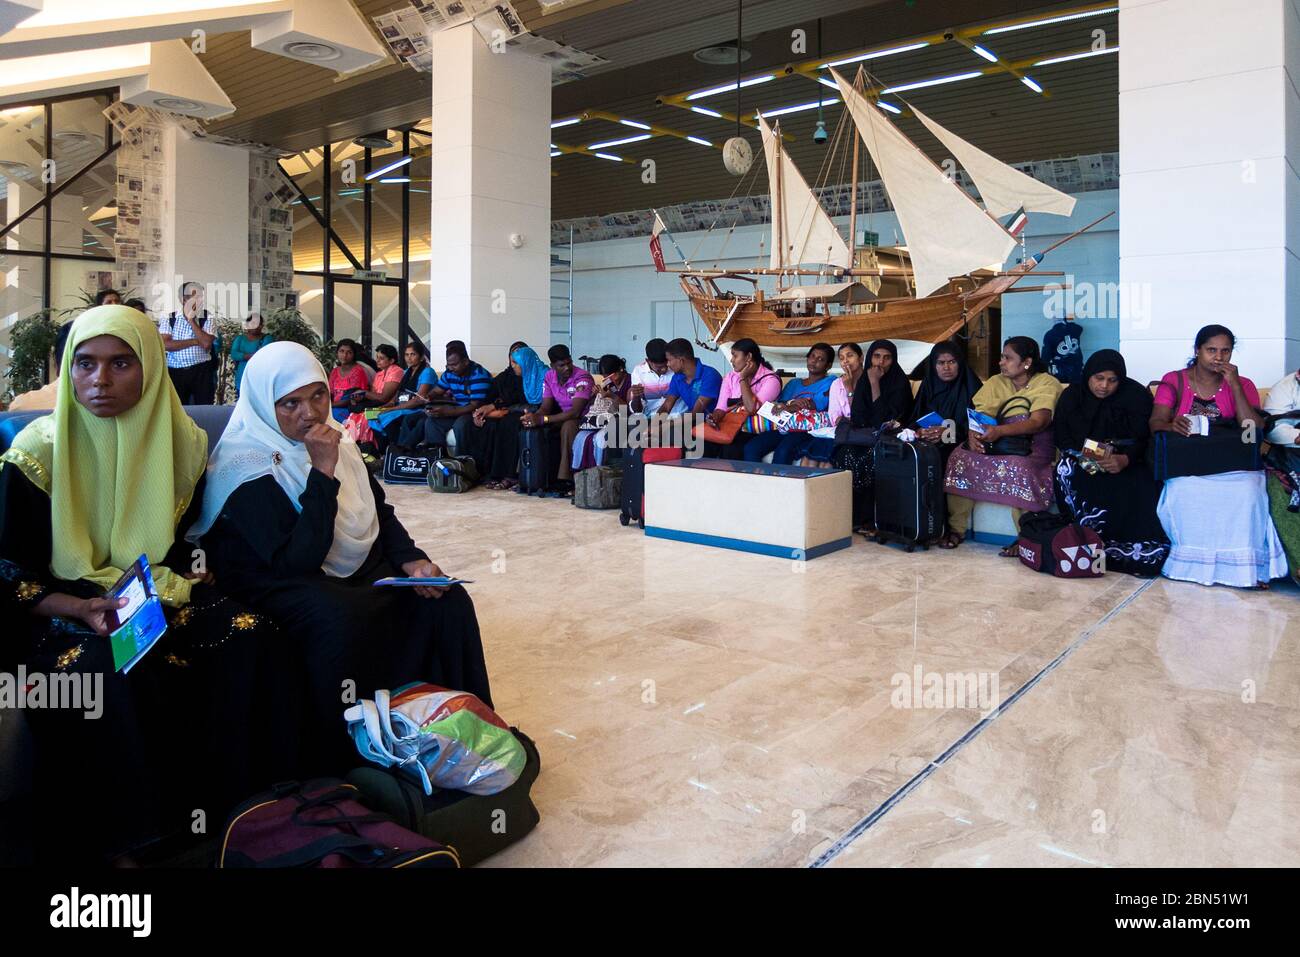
[1,305,208,605]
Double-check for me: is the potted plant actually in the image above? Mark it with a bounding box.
[3,309,60,404]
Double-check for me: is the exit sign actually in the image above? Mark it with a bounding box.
[352,268,388,282]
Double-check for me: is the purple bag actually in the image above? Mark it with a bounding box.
[219,778,459,869]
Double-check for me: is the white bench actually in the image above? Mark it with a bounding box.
[643,458,852,560]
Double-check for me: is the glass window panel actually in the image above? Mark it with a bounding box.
[292,273,325,340]
[51,94,115,257]
[0,103,49,250]
[0,252,46,382]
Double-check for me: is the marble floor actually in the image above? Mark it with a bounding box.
[389,484,1300,868]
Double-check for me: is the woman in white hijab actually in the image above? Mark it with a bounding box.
[189,342,492,772]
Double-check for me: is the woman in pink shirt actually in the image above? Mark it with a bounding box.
[1149,324,1286,588]
[706,337,782,459]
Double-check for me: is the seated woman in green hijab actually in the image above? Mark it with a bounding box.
[0,305,282,865]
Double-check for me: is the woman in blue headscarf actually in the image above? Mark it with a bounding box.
[458,342,547,489]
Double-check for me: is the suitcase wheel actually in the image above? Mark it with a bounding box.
[619,512,630,526]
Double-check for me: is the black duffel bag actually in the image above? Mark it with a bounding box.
[1151,426,1262,482]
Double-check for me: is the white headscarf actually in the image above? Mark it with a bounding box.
[188,341,379,577]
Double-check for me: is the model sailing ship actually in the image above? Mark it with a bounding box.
[652,67,1109,348]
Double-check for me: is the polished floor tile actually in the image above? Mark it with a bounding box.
[386,484,1300,867]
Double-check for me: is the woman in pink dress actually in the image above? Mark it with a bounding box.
[344,344,404,448]
[328,338,368,423]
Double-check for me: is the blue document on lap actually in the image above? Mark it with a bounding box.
[108,555,168,674]
[374,577,473,587]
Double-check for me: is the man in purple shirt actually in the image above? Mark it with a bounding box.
[521,343,595,492]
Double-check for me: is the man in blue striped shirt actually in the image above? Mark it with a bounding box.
[412,340,492,449]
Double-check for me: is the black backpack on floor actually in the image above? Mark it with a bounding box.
[345,728,541,867]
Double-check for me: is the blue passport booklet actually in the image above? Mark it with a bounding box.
[108,555,168,673]
[374,576,474,587]
[915,411,945,429]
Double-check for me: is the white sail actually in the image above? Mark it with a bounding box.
[910,105,1076,219]
[831,69,1016,298]
[758,113,851,272]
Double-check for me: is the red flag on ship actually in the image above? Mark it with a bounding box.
[649,212,667,272]
[1005,206,1028,237]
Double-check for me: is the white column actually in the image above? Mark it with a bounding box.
[163,126,250,315]
[1119,0,1300,386]
[429,22,551,373]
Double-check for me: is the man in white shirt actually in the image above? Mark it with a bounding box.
[1265,369,1300,446]
[629,338,675,415]
[160,281,217,405]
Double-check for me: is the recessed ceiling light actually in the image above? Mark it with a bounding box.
[283,41,342,62]
[694,43,750,66]
[354,134,393,149]
[52,130,103,146]
[154,97,203,112]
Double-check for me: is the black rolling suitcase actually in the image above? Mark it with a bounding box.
[619,445,683,526]
[518,427,550,493]
[873,436,945,550]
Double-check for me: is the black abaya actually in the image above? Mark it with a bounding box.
[0,466,285,863]
[198,469,492,774]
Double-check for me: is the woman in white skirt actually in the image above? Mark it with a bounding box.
[1149,324,1287,588]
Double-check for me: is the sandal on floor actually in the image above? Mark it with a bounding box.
[854,524,877,539]
[998,543,1019,558]
[937,530,963,549]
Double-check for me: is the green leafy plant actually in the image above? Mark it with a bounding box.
[58,287,138,318]
[263,307,334,368]
[4,309,61,403]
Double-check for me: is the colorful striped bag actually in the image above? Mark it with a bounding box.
[345,683,527,796]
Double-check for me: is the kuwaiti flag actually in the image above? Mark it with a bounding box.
[649,211,667,272]
[1005,206,1028,237]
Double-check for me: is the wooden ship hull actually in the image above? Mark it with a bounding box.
[682,279,972,347]
[680,256,1047,349]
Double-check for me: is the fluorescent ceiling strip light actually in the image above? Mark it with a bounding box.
[759,98,839,118]
[877,101,902,114]
[550,150,563,157]
[686,136,712,147]
[983,7,1118,35]
[379,177,410,183]
[820,41,930,69]
[817,77,838,90]
[1021,76,1044,93]
[550,117,580,128]
[691,106,723,118]
[1034,46,1118,67]
[364,155,411,180]
[594,152,622,161]
[686,74,775,100]
[970,45,999,63]
[619,119,651,129]
[881,71,983,94]
[587,133,651,149]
